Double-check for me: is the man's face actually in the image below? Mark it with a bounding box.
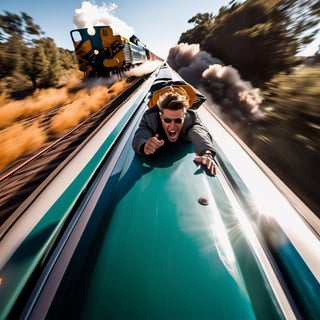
[160,108,185,142]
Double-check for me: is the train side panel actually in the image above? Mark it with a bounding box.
[130,42,148,64]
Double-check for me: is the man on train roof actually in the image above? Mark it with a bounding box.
[132,84,216,176]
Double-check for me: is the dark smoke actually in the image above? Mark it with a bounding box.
[167,43,264,122]
[167,43,223,86]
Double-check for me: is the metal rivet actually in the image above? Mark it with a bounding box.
[198,197,209,206]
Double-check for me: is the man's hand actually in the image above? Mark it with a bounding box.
[143,134,164,155]
[194,154,216,176]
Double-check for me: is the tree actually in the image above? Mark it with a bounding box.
[179,13,214,46]
[59,48,77,69]
[21,12,43,44]
[23,45,49,88]
[0,35,24,79]
[0,10,75,91]
[37,38,62,87]
[0,11,41,83]
[0,11,23,38]
[178,0,320,84]
[0,11,43,44]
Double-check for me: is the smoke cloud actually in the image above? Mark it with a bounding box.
[73,1,134,39]
[125,61,162,78]
[167,43,264,122]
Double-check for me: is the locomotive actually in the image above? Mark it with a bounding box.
[70,25,150,77]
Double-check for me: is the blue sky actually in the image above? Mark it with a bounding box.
[1,0,319,58]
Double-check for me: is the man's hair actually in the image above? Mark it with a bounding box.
[157,87,190,111]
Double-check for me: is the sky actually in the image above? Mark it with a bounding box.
[1,0,319,59]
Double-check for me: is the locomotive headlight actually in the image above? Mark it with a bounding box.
[93,49,99,55]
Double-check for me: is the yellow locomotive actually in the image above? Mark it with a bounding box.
[70,26,150,77]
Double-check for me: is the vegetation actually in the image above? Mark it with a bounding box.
[0,11,75,94]
[179,0,320,85]
[0,78,132,172]
[253,66,320,214]
[177,0,320,215]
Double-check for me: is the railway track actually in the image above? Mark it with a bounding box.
[0,77,146,231]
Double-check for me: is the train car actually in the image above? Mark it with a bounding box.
[1,64,319,319]
[70,25,149,77]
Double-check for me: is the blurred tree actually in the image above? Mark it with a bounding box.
[23,45,49,88]
[21,12,43,44]
[179,0,320,84]
[0,11,23,38]
[0,11,43,43]
[0,10,76,92]
[254,66,320,214]
[0,15,4,42]
[180,13,214,44]
[59,48,76,69]
[0,35,24,79]
[37,38,62,87]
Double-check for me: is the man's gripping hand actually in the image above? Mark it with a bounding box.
[143,134,164,155]
[194,152,216,176]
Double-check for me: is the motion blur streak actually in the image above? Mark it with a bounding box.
[0,77,134,172]
[0,121,47,171]
[50,80,130,133]
[0,88,70,129]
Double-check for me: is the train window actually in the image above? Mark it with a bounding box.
[71,30,82,42]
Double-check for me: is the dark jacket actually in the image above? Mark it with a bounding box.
[132,106,216,156]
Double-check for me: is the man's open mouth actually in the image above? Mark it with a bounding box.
[168,130,178,140]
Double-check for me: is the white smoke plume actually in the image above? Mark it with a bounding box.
[125,61,163,78]
[73,1,134,39]
[167,43,264,121]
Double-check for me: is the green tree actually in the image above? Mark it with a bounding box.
[59,48,76,69]
[0,11,43,43]
[21,12,43,44]
[0,11,23,38]
[0,35,24,79]
[1,10,75,91]
[179,0,320,84]
[23,45,49,88]
[37,38,62,87]
[179,13,214,44]
[0,11,41,83]
[253,66,320,214]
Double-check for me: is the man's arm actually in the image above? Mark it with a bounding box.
[184,111,217,176]
[132,114,153,154]
[132,112,164,155]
